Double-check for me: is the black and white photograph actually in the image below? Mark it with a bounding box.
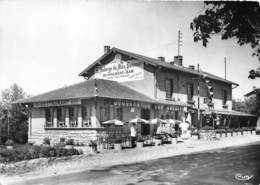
[0,0,260,185]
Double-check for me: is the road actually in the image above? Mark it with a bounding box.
[3,143,260,185]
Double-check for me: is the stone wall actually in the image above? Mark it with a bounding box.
[29,129,100,145]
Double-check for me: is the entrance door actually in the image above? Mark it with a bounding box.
[141,109,150,135]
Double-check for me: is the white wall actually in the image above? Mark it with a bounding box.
[31,108,45,133]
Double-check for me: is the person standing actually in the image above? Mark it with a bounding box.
[130,123,137,148]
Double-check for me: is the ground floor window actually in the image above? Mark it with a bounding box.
[69,107,78,127]
[45,108,53,127]
[115,107,123,120]
[57,107,65,127]
[82,105,91,127]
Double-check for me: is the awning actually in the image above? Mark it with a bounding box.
[202,109,256,117]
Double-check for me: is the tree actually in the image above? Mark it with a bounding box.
[0,84,29,144]
[190,2,260,64]
[232,90,260,116]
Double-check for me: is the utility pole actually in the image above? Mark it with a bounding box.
[7,108,10,139]
[177,30,182,56]
[224,57,227,80]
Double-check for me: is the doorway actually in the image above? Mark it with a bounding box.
[141,109,150,135]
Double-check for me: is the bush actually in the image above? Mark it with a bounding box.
[60,137,65,143]
[136,136,144,142]
[88,140,97,147]
[114,139,122,144]
[201,126,214,130]
[0,144,81,163]
[5,139,14,146]
[66,139,74,145]
[154,135,162,140]
[43,138,50,145]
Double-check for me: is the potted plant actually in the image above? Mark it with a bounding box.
[5,139,14,150]
[252,128,256,135]
[88,140,97,153]
[154,135,162,146]
[242,127,247,135]
[170,133,178,144]
[226,129,232,137]
[114,138,122,150]
[191,131,199,140]
[65,139,74,149]
[136,136,144,148]
[221,129,225,137]
[43,137,50,147]
[215,129,221,138]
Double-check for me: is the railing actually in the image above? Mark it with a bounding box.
[45,121,54,128]
[69,120,78,127]
[57,121,66,128]
[82,119,91,127]
[207,102,214,108]
[187,100,195,105]
[222,104,228,109]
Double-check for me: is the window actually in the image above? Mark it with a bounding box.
[174,111,179,120]
[69,107,75,120]
[45,108,53,127]
[222,90,228,105]
[187,83,194,101]
[82,106,87,120]
[57,108,63,121]
[165,79,173,99]
[82,105,91,127]
[115,107,123,120]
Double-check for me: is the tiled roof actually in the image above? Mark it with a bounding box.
[244,88,260,97]
[79,47,238,86]
[14,79,155,104]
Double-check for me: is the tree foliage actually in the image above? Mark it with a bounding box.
[190,2,260,60]
[0,84,29,144]
[232,90,260,116]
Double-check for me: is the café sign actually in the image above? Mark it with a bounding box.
[94,54,144,82]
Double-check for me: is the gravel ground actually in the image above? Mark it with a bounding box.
[1,135,260,184]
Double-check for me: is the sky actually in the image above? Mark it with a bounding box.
[0,0,259,100]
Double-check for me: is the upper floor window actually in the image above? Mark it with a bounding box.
[165,79,173,99]
[187,83,194,101]
[222,89,228,105]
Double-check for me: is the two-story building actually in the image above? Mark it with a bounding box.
[15,46,255,144]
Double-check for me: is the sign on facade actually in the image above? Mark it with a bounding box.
[33,99,81,108]
[94,54,144,82]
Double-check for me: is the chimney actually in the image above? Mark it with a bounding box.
[188,65,195,70]
[104,45,110,53]
[158,56,165,62]
[174,55,183,66]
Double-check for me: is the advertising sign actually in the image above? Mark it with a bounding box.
[94,54,144,82]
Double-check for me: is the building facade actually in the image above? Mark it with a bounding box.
[16,46,253,144]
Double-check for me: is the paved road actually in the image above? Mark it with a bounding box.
[3,143,260,185]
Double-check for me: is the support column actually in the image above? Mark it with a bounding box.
[53,108,57,127]
[65,107,70,127]
[77,106,82,127]
[109,106,114,120]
